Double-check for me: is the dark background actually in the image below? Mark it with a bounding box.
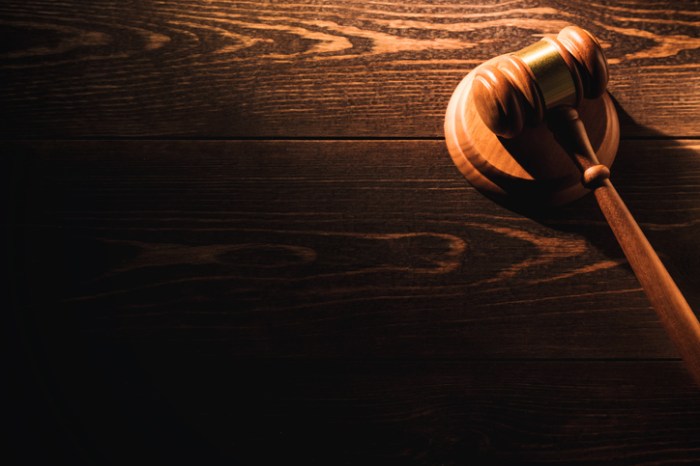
[5,1,700,464]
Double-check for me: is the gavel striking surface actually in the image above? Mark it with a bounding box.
[445,57,619,205]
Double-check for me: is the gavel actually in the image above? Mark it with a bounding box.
[445,26,700,385]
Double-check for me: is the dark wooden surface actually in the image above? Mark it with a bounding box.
[5,1,700,465]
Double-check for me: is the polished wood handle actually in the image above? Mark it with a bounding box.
[549,107,700,386]
[594,180,700,385]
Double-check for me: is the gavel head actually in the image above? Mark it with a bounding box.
[472,26,609,138]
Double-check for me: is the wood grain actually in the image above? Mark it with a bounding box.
[1,0,699,138]
[6,2,700,461]
[10,139,700,360]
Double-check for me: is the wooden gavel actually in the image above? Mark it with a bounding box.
[445,26,700,385]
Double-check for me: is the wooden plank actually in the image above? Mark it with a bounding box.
[1,0,698,138]
[9,139,700,359]
[131,360,700,464]
[9,340,700,464]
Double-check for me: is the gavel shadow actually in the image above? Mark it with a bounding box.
[505,99,700,312]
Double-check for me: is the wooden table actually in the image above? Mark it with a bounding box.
[6,1,700,464]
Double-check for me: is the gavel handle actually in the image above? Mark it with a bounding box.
[595,180,700,384]
[550,107,700,386]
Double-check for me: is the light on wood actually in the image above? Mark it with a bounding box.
[444,26,700,386]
